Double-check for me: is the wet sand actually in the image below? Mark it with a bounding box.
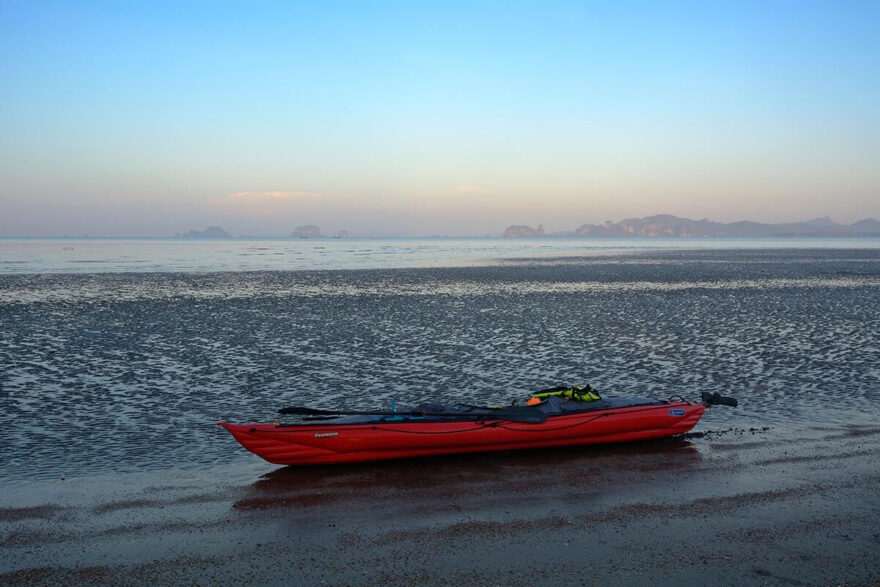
[2,425,879,585]
[1,249,879,584]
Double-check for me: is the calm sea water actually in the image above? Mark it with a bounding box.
[2,237,879,273]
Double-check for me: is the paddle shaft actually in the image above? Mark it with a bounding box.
[277,405,547,423]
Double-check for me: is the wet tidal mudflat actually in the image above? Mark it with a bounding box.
[1,248,879,584]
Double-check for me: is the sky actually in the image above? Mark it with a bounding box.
[1,1,878,237]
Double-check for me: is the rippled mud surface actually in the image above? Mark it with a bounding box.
[1,249,879,481]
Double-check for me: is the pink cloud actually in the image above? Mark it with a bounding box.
[452,182,495,195]
[226,191,324,201]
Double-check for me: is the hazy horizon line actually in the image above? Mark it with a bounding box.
[3,213,880,240]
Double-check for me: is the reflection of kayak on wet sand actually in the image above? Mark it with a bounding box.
[218,385,737,466]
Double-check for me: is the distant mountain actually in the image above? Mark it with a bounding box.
[175,226,232,239]
[844,218,880,236]
[503,224,545,238]
[291,225,322,238]
[503,215,880,238]
[573,214,723,237]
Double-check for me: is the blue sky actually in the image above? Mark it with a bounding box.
[1,1,878,236]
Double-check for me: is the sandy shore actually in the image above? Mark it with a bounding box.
[2,249,879,584]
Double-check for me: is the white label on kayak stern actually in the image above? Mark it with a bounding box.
[314,432,338,438]
[669,409,686,416]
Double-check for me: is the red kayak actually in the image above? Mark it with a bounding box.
[218,393,728,466]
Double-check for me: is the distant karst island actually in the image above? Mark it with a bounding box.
[503,215,880,238]
[290,225,322,238]
[175,225,350,239]
[175,226,233,239]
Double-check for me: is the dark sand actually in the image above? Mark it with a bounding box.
[1,249,879,585]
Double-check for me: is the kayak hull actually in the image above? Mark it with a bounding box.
[219,401,705,465]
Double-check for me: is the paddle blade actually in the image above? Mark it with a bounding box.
[278,406,332,415]
[700,392,738,407]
